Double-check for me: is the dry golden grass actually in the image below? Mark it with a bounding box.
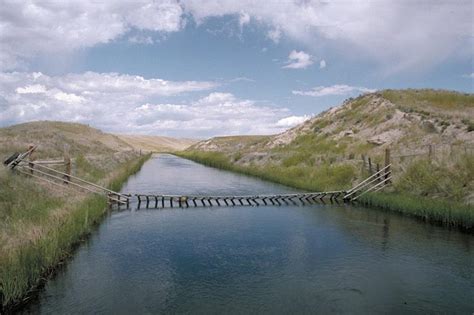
[116,134,197,152]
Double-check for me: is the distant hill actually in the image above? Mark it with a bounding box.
[0,121,132,160]
[116,134,197,152]
[0,121,196,160]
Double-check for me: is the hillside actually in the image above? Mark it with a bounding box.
[0,121,132,159]
[116,134,196,152]
[0,121,196,161]
[183,89,474,204]
[190,89,473,160]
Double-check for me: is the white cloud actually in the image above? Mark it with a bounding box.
[0,0,184,70]
[48,72,217,96]
[293,84,376,97]
[239,12,250,28]
[276,115,310,128]
[128,93,307,136]
[1,1,470,73]
[228,77,255,83]
[267,28,281,43]
[0,72,304,137]
[125,0,184,32]
[183,0,472,72]
[283,50,313,69]
[319,60,326,69]
[53,91,85,104]
[16,84,47,94]
[128,34,154,45]
[462,73,474,78]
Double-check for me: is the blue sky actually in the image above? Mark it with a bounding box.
[0,1,472,137]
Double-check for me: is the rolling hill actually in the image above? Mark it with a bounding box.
[116,134,197,152]
[0,121,196,161]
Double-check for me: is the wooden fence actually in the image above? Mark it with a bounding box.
[26,145,72,183]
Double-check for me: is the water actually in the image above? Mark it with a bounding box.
[22,155,474,314]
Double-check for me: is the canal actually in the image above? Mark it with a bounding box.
[22,154,474,313]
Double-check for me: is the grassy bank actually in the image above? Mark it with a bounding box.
[0,153,151,310]
[176,151,354,192]
[359,193,473,230]
[176,151,473,231]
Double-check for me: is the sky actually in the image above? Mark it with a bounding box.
[0,0,472,138]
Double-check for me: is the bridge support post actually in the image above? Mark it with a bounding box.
[137,195,142,209]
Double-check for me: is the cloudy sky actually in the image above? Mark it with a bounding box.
[0,0,472,137]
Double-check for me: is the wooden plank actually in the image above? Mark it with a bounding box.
[32,160,66,165]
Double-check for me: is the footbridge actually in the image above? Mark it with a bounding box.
[4,147,392,209]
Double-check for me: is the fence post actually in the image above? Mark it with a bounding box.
[384,148,391,184]
[361,154,366,174]
[64,145,71,184]
[368,157,372,174]
[428,144,433,160]
[28,145,35,174]
[376,163,380,182]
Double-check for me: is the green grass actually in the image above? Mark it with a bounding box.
[381,89,474,115]
[359,193,474,230]
[176,150,355,192]
[177,150,474,232]
[395,154,473,202]
[0,172,64,225]
[0,153,150,309]
[0,195,107,308]
[75,154,106,182]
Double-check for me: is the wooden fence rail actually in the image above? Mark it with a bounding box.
[4,146,128,206]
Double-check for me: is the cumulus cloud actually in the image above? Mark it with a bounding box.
[132,92,305,136]
[293,84,376,97]
[283,50,313,69]
[183,0,472,72]
[319,60,326,69]
[1,0,470,72]
[462,73,474,78]
[0,0,184,70]
[0,72,305,137]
